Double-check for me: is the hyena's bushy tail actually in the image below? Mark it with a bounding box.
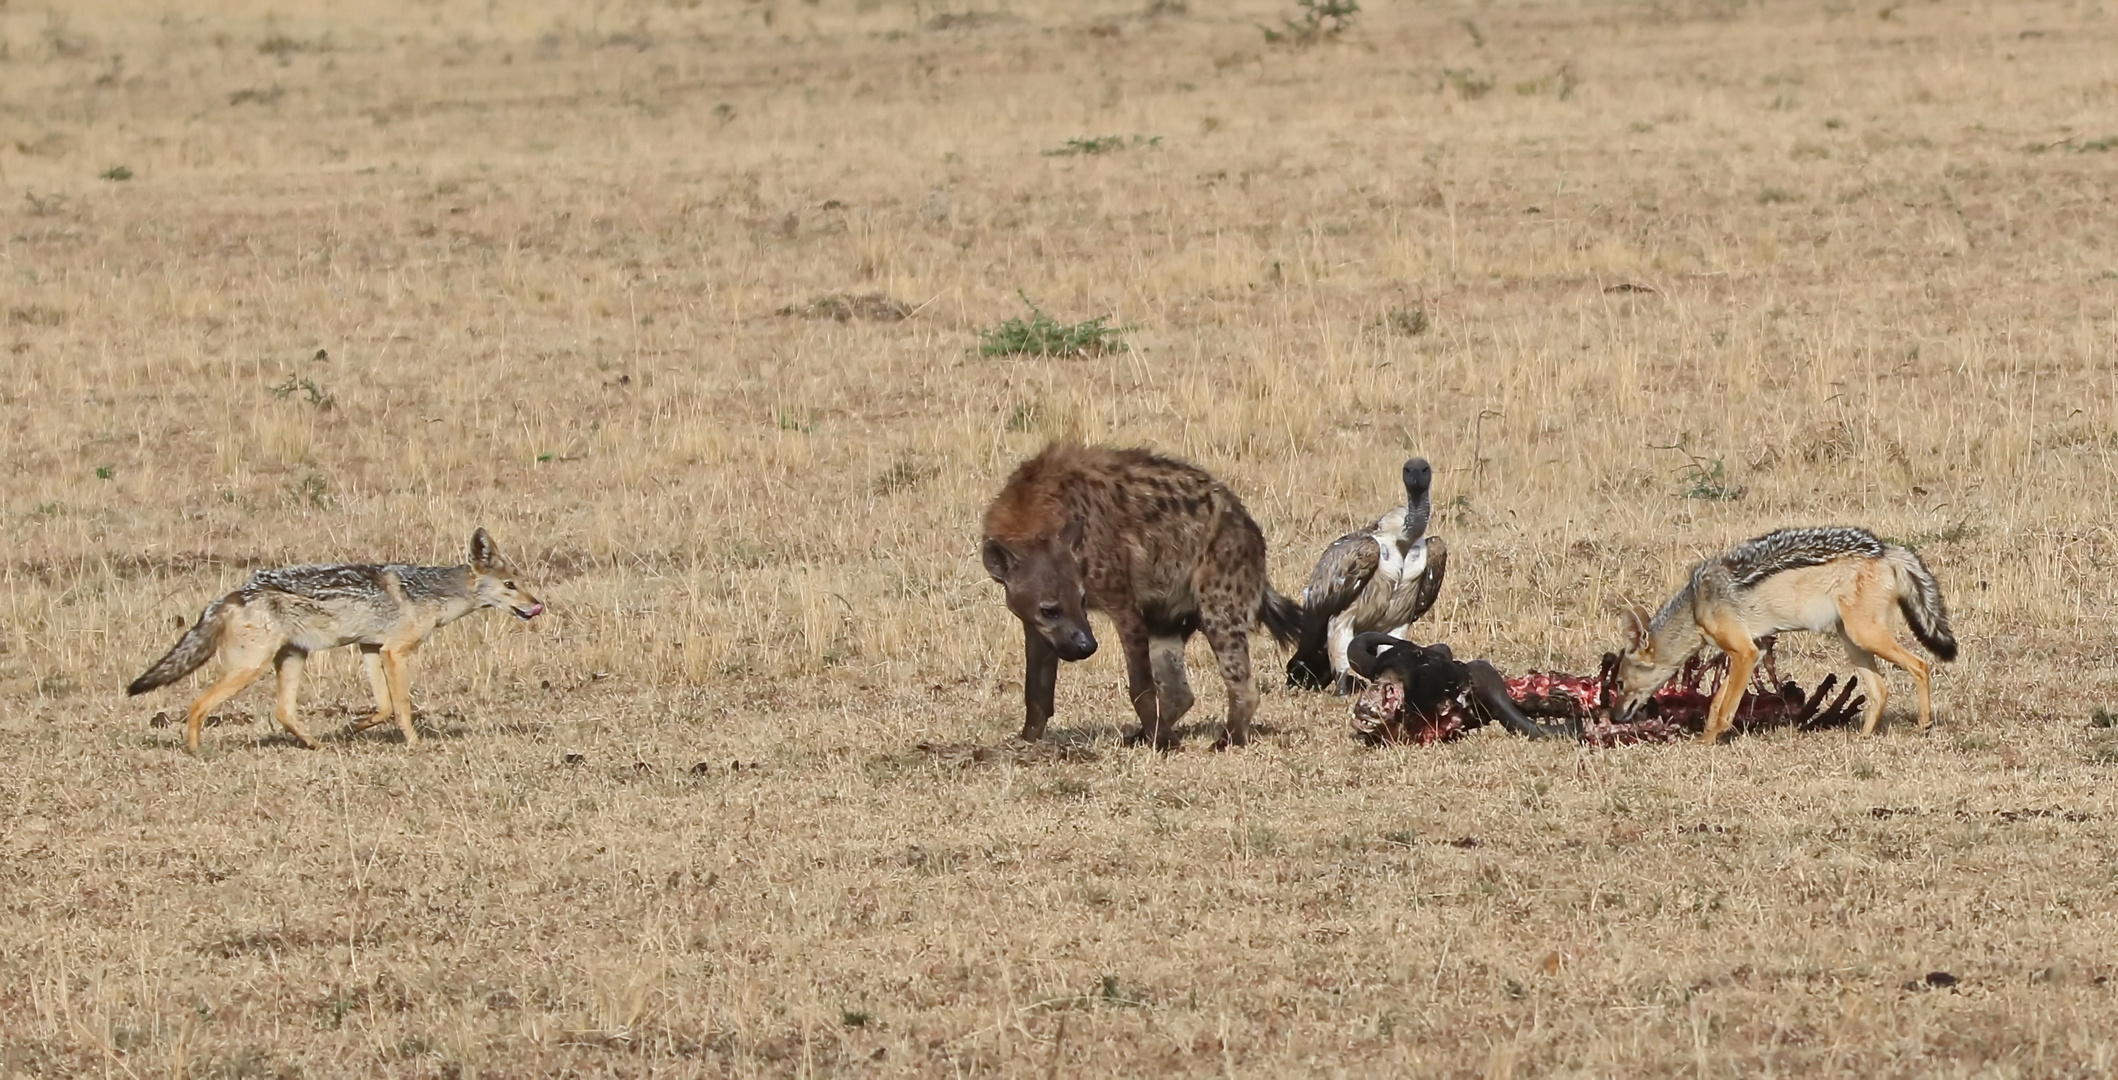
[1887,546,1958,662]
[127,597,232,695]
[1283,606,1334,690]
[1258,587,1304,650]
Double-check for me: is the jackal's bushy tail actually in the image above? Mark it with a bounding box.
[127,597,231,695]
[1887,547,1958,662]
[1259,588,1304,650]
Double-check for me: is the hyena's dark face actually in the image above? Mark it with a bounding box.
[982,521,1096,662]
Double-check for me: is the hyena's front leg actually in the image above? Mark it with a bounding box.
[1020,626,1059,741]
[1200,620,1259,749]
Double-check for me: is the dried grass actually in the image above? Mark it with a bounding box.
[3,0,2117,1074]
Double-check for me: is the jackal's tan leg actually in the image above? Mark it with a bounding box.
[183,663,270,755]
[381,646,419,747]
[271,650,322,750]
[1699,620,1758,745]
[1843,614,1929,731]
[1835,633,1887,735]
[347,645,394,734]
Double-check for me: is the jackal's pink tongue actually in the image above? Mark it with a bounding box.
[525,602,545,618]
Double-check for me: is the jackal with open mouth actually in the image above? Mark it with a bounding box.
[127,529,543,754]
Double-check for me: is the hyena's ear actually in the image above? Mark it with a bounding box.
[470,528,499,570]
[1059,517,1086,558]
[981,538,1015,583]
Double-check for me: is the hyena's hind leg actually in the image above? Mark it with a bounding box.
[270,647,323,750]
[1199,620,1259,748]
[1199,520,1271,747]
[1149,635,1196,732]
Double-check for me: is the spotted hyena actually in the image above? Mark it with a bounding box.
[980,443,1303,749]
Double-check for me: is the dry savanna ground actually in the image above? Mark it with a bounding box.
[3,0,2117,1074]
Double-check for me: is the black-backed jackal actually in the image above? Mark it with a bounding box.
[1616,526,1957,743]
[127,529,543,754]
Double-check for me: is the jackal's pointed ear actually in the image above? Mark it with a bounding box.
[1059,517,1086,557]
[981,538,1015,583]
[1615,602,1651,651]
[470,528,498,569]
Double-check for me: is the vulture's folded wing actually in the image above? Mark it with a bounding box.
[1302,531,1380,621]
[1404,536,1448,625]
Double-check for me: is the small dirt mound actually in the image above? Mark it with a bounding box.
[898,740,1099,769]
[777,293,912,322]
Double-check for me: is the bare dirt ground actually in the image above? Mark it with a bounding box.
[4,0,2117,1074]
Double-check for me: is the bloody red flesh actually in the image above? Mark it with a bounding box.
[1356,639,1867,746]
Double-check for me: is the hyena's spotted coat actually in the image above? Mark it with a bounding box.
[981,444,1303,749]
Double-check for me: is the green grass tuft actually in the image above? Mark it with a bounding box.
[1262,0,1359,45]
[1680,458,1744,501]
[1043,135,1162,156]
[977,294,1128,358]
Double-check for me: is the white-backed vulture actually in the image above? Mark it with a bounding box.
[1286,458,1448,694]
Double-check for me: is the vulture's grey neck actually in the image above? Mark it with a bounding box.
[1400,488,1432,551]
